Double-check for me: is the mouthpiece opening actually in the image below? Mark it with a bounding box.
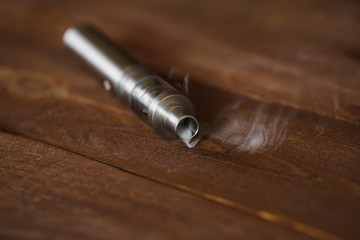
[175,116,199,140]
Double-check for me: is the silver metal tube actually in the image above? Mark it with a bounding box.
[63,24,199,140]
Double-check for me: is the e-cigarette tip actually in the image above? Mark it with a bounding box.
[175,116,199,140]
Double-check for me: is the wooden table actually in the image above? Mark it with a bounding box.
[0,0,359,239]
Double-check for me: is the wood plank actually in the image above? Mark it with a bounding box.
[0,0,359,239]
[1,0,359,123]
[0,131,313,239]
[0,65,359,240]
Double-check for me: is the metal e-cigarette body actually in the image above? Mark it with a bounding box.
[63,25,199,140]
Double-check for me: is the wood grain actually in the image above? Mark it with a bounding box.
[1,131,313,239]
[0,0,359,239]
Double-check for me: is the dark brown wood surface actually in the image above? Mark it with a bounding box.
[0,0,359,239]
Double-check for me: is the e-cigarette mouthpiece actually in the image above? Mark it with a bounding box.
[63,25,199,140]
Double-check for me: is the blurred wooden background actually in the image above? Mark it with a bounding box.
[0,0,359,239]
